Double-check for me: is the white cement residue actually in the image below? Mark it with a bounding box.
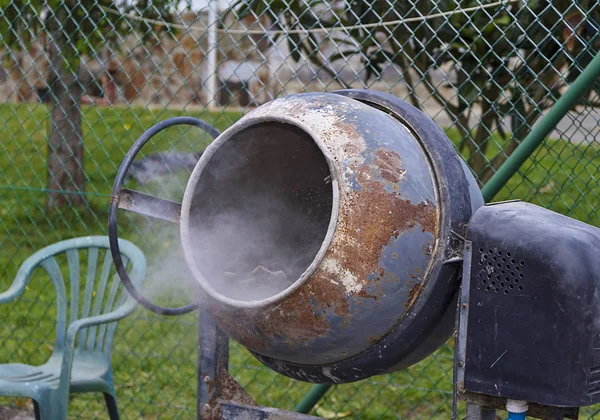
[321,258,363,294]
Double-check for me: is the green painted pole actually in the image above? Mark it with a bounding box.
[481,50,600,202]
[294,384,331,414]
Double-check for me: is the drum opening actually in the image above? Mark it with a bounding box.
[186,121,334,303]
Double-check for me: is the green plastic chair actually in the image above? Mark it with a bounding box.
[0,236,146,419]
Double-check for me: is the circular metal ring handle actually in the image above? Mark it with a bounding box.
[109,117,220,316]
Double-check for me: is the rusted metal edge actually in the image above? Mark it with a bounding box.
[117,188,181,223]
[218,372,256,408]
[219,402,322,419]
[460,392,579,419]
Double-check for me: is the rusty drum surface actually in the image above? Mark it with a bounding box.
[180,89,482,383]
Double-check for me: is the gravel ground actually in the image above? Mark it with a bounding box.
[0,406,34,420]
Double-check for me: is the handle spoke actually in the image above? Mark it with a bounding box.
[118,189,181,224]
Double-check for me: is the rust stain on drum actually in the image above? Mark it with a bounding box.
[329,168,436,305]
[373,149,407,183]
[210,289,334,352]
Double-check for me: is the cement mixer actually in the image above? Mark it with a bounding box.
[109,89,483,382]
[109,89,600,419]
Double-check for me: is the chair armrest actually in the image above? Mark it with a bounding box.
[0,281,25,304]
[0,264,34,304]
[58,297,139,391]
[57,303,135,402]
[65,296,138,338]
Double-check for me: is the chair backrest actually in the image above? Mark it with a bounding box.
[18,236,146,357]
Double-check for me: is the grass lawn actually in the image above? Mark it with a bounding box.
[0,101,599,419]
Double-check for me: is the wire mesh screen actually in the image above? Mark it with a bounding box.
[0,0,598,418]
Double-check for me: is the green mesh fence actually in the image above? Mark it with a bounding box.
[0,0,598,418]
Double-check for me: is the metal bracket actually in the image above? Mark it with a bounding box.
[465,403,496,420]
[198,310,249,418]
[452,241,473,420]
[197,309,322,419]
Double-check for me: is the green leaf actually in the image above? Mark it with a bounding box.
[494,15,512,26]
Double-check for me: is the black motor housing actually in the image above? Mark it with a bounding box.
[462,201,600,407]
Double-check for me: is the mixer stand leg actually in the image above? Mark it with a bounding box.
[466,403,496,420]
[197,309,321,419]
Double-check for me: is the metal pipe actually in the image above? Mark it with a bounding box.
[206,0,219,107]
[482,50,600,202]
[294,384,331,414]
[118,188,182,223]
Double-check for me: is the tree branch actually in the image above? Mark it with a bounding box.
[300,41,350,89]
[466,98,495,179]
[456,108,473,155]
[389,41,421,109]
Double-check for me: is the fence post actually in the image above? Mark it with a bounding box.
[482,50,600,202]
[294,384,331,414]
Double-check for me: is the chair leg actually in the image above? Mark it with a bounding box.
[103,393,120,420]
[32,400,41,420]
[33,399,67,420]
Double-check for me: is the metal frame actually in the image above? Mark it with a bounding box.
[197,309,321,419]
[453,241,474,420]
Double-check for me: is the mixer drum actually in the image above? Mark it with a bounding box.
[180,90,483,383]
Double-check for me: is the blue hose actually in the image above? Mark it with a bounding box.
[506,399,528,419]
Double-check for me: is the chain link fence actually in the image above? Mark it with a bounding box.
[0,0,599,418]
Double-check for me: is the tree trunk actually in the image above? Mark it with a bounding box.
[46,71,86,209]
[46,3,86,210]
